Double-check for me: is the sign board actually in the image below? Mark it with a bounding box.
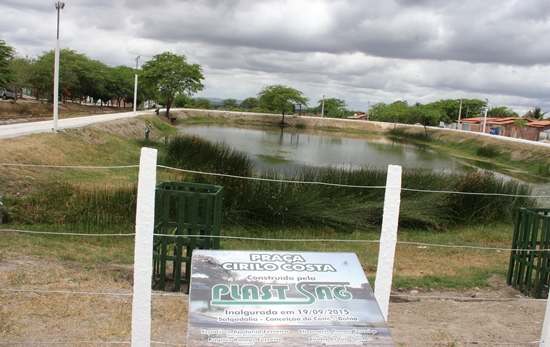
[187,250,394,346]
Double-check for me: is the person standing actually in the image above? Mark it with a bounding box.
[145,123,152,140]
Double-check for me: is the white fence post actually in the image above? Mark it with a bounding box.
[541,297,550,346]
[131,147,158,347]
[374,165,402,322]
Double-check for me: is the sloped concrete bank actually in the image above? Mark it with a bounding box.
[170,108,389,132]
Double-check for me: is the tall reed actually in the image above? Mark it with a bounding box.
[162,134,537,232]
[4,134,535,233]
[3,182,136,233]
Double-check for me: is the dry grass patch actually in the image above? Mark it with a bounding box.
[0,252,191,345]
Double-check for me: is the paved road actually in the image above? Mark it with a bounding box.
[0,110,155,140]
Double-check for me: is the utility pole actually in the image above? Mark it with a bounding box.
[133,55,140,116]
[321,95,325,117]
[458,99,463,127]
[482,99,489,133]
[53,1,65,132]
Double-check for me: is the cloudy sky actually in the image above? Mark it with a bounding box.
[2,0,550,115]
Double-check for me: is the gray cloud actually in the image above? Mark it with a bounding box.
[1,0,550,114]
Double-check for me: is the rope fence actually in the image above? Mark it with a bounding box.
[1,162,549,199]
[4,227,550,253]
[0,161,548,346]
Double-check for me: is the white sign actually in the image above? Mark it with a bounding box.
[187,250,394,346]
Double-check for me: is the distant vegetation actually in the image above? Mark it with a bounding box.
[2,38,546,128]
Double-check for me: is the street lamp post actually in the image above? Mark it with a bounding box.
[482,98,489,133]
[53,1,65,132]
[458,99,463,127]
[133,55,140,116]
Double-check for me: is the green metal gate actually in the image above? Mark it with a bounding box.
[152,181,223,293]
[507,208,550,298]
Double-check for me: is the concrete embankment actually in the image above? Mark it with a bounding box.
[170,108,391,132]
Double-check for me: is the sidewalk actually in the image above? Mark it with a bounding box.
[0,110,155,139]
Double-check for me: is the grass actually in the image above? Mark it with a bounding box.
[257,154,291,164]
[161,134,535,231]
[0,115,544,291]
[387,125,550,181]
[0,222,514,290]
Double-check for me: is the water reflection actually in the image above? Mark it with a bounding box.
[178,125,473,173]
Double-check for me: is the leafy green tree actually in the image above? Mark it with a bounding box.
[459,99,487,119]
[59,50,90,103]
[222,98,238,110]
[7,56,33,101]
[240,97,259,110]
[29,49,89,103]
[141,52,205,118]
[257,84,308,124]
[487,106,518,118]
[108,65,135,107]
[424,99,487,122]
[28,51,54,101]
[408,105,442,136]
[523,107,547,120]
[428,99,461,122]
[193,97,213,109]
[0,40,15,87]
[319,98,349,118]
[78,59,109,104]
[369,101,409,123]
[174,93,193,108]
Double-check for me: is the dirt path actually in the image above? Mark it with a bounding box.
[0,252,544,346]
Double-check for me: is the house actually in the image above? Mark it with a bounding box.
[454,117,550,142]
[348,113,370,120]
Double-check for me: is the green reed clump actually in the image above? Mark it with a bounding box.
[538,164,550,177]
[399,169,536,229]
[387,127,432,142]
[162,135,537,232]
[476,145,501,158]
[5,134,535,233]
[224,167,386,230]
[164,134,251,177]
[3,182,136,233]
[441,171,535,224]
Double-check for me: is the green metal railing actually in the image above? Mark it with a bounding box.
[507,208,550,298]
[152,181,223,293]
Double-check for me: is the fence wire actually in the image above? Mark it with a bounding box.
[0,162,548,347]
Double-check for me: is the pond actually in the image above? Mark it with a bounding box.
[178,124,550,207]
[178,125,480,174]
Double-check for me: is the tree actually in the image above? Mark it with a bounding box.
[222,98,238,109]
[0,40,15,88]
[193,97,213,109]
[369,101,409,123]
[240,97,259,110]
[28,51,55,101]
[108,65,135,107]
[319,98,349,118]
[29,49,88,103]
[487,106,518,118]
[7,56,33,101]
[173,93,193,108]
[523,107,547,120]
[408,105,442,136]
[79,58,109,104]
[257,84,308,124]
[141,52,205,118]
